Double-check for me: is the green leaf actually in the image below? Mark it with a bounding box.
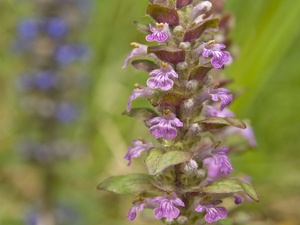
[123,108,158,120]
[183,18,219,42]
[97,174,159,195]
[148,46,185,64]
[146,4,179,26]
[145,150,194,175]
[199,117,246,131]
[200,179,260,201]
[144,148,164,175]
[189,65,212,81]
[131,59,158,72]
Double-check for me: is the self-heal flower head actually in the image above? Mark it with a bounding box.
[124,139,153,166]
[127,198,147,221]
[152,192,185,219]
[195,203,227,223]
[147,62,178,91]
[149,110,183,140]
[146,23,169,43]
[122,42,148,68]
[202,41,231,69]
[209,86,233,111]
[127,84,154,112]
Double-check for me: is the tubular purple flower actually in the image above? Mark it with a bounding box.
[211,146,233,174]
[149,110,183,140]
[122,42,148,68]
[147,62,178,91]
[127,198,146,221]
[239,125,257,147]
[202,41,231,69]
[127,84,154,112]
[204,105,234,118]
[233,194,244,205]
[195,204,227,223]
[152,192,185,219]
[124,139,153,166]
[146,23,169,43]
[209,87,233,111]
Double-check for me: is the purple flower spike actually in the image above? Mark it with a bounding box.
[202,41,231,69]
[124,139,153,166]
[152,192,185,219]
[127,199,146,221]
[211,146,233,175]
[127,84,154,112]
[147,62,178,91]
[146,23,169,43]
[122,42,148,68]
[149,110,183,140]
[210,87,233,111]
[195,204,227,223]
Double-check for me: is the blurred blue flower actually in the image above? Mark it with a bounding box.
[18,19,38,40]
[46,18,68,39]
[56,103,78,123]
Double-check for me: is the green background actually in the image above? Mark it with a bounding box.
[1,0,300,224]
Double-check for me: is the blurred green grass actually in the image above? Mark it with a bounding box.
[1,0,300,224]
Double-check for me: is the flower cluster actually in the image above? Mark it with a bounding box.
[15,0,89,162]
[98,1,259,224]
[15,0,90,224]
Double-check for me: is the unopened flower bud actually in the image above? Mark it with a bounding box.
[202,75,212,85]
[173,25,184,36]
[179,42,191,50]
[183,98,195,111]
[186,123,201,137]
[177,216,188,224]
[196,169,206,178]
[165,218,175,224]
[176,62,188,70]
[183,159,198,174]
[186,80,199,92]
[192,1,212,20]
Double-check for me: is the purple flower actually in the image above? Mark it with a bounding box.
[56,103,78,123]
[204,146,233,175]
[205,105,234,118]
[202,42,231,69]
[18,19,38,40]
[211,146,233,175]
[204,105,257,147]
[46,18,68,38]
[233,194,244,205]
[124,139,153,166]
[152,192,185,219]
[209,87,233,111]
[239,125,257,147]
[127,198,147,221]
[147,62,178,91]
[127,84,154,112]
[146,23,169,43]
[34,71,57,91]
[122,42,148,68]
[149,110,183,140]
[195,204,227,223]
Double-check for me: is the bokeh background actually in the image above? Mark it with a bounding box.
[1,0,300,224]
